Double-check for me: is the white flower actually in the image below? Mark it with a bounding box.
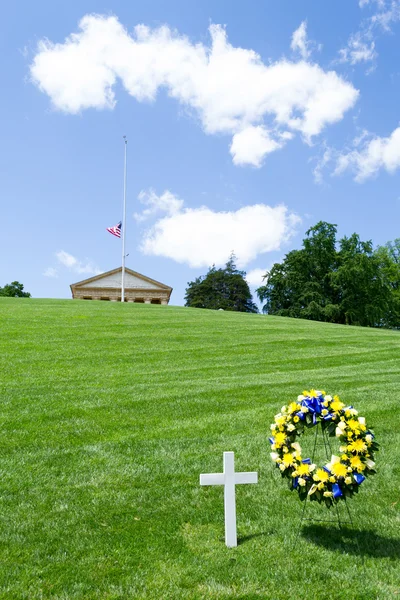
[358,416,366,426]
[279,464,286,472]
[291,442,301,453]
[297,395,305,402]
[366,458,375,469]
[270,452,279,462]
[270,424,277,431]
[325,395,332,402]
[365,434,373,443]
[287,423,295,432]
[308,484,317,496]
[298,477,306,487]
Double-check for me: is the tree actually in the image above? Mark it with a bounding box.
[374,239,400,328]
[0,281,31,298]
[332,234,391,327]
[256,222,400,329]
[257,222,340,322]
[185,254,258,313]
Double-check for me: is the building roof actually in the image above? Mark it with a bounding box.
[70,267,172,293]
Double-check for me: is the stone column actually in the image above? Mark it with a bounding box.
[161,300,168,305]
[144,299,151,304]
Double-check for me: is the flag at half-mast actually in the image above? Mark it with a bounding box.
[107,221,121,238]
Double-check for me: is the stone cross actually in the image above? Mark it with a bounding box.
[200,451,258,547]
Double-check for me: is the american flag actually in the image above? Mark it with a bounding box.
[106,221,122,238]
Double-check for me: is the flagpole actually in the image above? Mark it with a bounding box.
[121,136,127,302]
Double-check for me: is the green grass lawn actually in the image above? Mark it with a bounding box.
[0,298,399,599]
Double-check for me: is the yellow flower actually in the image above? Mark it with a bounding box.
[293,416,300,423]
[317,482,325,490]
[341,454,349,462]
[323,491,333,497]
[321,409,328,416]
[345,476,352,485]
[288,402,301,414]
[282,453,295,467]
[297,463,311,476]
[331,400,345,412]
[348,439,367,454]
[302,390,309,397]
[275,415,286,427]
[347,419,361,432]
[274,432,286,448]
[350,456,365,471]
[313,468,329,482]
[331,462,347,478]
[309,389,318,398]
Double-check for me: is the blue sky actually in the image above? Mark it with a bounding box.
[1,0,400,305]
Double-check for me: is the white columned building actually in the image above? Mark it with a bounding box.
[70,267,172,304]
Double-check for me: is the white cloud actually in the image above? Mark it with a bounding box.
[230,126,289,167]
[139,191,300,268]
[43,267,58,278]
[339,0,400,66]
[371,0,400,31]
[334,126,400,181]
[291,21,311,60]
[134,189,184,222]
[30,16,358,166]
[313,145,334,184]
[338,32,377,65]
[246,268,268,287]
[56,251,102,274]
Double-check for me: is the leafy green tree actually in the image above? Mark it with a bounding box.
[0,281,31,298]
[332,234,391,327]
[374,239,400,327]
[256,222,400,328]
[257,222,340,322]
[185,254,258,313]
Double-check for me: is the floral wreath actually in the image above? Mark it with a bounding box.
[269,390,378,506]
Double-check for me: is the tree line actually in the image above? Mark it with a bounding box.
[0,281,31,297]
[185,222,400,329]
[257,222,399,328]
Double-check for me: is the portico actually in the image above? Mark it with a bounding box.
[70,267,172,304]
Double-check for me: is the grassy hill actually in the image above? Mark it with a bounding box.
[0,298,399,599]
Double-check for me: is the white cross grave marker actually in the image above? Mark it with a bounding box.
[200,451,258,547]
